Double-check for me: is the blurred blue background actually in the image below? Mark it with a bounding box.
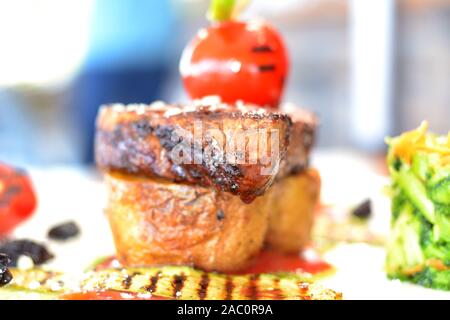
[0,0,449,166]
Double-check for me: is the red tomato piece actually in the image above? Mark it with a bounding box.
[61,291,170,300]
[180,20,289,109]
[0,163,37,235]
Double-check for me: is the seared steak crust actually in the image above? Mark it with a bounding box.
[95,100,316,203]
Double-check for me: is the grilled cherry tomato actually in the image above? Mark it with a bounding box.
[0,163,37,235]
[180,1,288,108]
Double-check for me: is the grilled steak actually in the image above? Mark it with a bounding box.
[95,99,317,203]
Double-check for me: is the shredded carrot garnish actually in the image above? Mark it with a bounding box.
[426,259,449,271]
[388,121,450,165]
[401,264,425,276]
[394,259,449,276]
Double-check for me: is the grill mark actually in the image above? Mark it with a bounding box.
[298,282,309,297]
[224,276,234,300]
[270,278,284,300]
[122,272,140,290]
[5,185,21,195]
[258,64,276,72]
[246,274,260,300]
[197,273,210,300]
[122,275,133,290]
[171,274,186,299]
[145,271,161,293]
[252,45,273,53]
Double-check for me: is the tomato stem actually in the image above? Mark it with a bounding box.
[208,0,250,22]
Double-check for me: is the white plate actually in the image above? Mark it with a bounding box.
[10,161,450,300]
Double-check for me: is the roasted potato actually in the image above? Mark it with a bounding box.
[265,168,321,253]
[105,169,320,272]
[105,173,272,272]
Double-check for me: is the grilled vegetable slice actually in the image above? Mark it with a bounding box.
[0,287,58,300]
[5,266,342,300]
[80,266,340,300]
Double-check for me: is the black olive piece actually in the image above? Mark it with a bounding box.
[0,253,11,273]
[48,221,80,241]
[0,269,13,287]
[0,253,13,287]
[352,199,372,219]
[0,239,54,267]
